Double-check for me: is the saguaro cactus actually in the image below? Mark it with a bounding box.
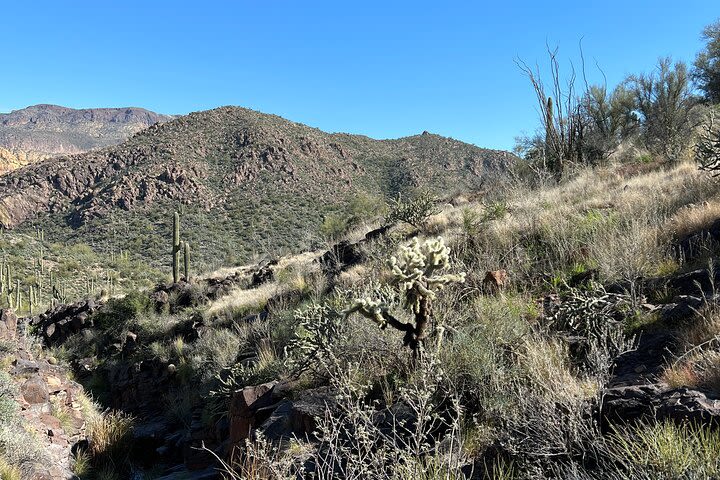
[15,279,20,312]
[183,241,190,282]
[345,236,465,359]
[172,211,181,283]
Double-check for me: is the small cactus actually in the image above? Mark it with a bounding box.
[345,236,465,359]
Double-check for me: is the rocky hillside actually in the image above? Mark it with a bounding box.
[4,160,720,478]
[0,104,173,173]
[0,106,514,269]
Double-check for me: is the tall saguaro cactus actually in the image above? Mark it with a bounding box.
[183,241,191,282]
[15,279,20,312]
[172,211,181,283]
[345,237,465,359]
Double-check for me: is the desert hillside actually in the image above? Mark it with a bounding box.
[3,6,720,479]
[0,106,514,270]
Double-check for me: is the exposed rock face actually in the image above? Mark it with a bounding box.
[227,381,278,456]
[2,332,89,479]
[29,299,103,347]
[0,309,17,340]
[482,269,508,294]
[602,383,720,427]
[0,104,173,173]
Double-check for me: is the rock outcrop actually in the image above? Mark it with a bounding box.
[29,298,104,347]
[602,383,720,428]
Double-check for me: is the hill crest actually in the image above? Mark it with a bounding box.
[0,104,173,173]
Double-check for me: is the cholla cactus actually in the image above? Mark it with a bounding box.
[345,236,465,359]
[697,115,720,176]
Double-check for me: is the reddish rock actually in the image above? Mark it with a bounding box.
[483,269,508,294]
[22,375,49,404]
[228,381,277,455]
[0,309,17,340]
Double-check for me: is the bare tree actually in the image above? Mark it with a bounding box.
[516,46,586,180]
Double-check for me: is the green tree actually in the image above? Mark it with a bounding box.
[580,83,637,164]
[627,58,697,160]
[693,19,720,104]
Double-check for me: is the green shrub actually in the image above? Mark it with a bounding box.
[609,421,720,478]
[385,191,440,228]
[320,213,349,241]
[93,291,153,330]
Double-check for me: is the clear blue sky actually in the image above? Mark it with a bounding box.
[1,1,717,150]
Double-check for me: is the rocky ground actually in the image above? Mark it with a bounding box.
[0,309,89,480]
[2,224,718,478]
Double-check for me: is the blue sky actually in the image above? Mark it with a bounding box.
[1,1,717,150]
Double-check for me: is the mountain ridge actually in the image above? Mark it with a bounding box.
[0,104,174,173]
[0,105,515,267]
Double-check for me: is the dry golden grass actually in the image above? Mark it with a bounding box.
[665,351,720,393]
[517,338,598,399]
[0,457,20,480]
[206,281,282,316]
[337,264,368,288]
[206,250,323,317]
[86,410,134,458]
[663,200,720,241]
[441,161,720,283]
[662,362,700,388]
[683,307,720,348]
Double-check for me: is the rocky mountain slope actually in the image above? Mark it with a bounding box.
[0,106,514,269]
[4,160,720,478]
[0,104,173,173]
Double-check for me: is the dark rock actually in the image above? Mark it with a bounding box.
[319,240,365,276]
[364,224,390,241]
[28,299,102,347]
[659,295,705,322]
[259,399,294,441]
[674,220,720,261]
[250,260,277,287]
[152,281,205,312]
[601,383,720,428]
[668,268,720,296]
[374,401,418,437]
[568,268,599,287]
[610,331,675,387]
[155,466,219,480]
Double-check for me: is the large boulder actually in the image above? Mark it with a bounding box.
[601,383,720,428]
[0,309,17,341]
[228,381,278,448]
[21,375,49,404]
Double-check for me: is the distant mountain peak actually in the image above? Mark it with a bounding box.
[0,104,173,173]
